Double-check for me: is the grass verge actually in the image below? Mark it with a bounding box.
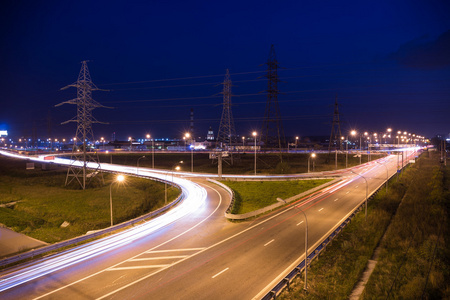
[279,151,449,299]
[0,155,179,244]
[220,179,332,214]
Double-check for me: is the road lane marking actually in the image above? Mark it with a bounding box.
[346,191,349,194]
[318,208,324,212]
[145,248,204,253]
[212,267,229,279]
[108,265,169,271]
[334,198,339,201]
[129,256,188,261]
[355,186,359,188]
[264,239,275,246]
[296,221,304,226]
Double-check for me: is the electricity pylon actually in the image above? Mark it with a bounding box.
[216,69,236,149]
[261,44,285,153]
[328,95,343,152]
[56,61,109,190]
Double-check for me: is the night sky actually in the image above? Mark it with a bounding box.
[1,0,449,141]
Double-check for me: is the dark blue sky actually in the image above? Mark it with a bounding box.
[1,0,449,141]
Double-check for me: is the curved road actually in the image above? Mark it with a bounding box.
[0,150,418,299]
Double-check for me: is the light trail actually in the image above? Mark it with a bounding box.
[0,150,207,293]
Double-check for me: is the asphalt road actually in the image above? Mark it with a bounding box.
[0,150,417,299]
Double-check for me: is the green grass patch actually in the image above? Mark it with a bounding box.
[0,155,180,244]
[220,179,332,214]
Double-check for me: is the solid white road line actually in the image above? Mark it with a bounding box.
[145,248,204,253]
[108,265,169,271]
[129,256,188,261]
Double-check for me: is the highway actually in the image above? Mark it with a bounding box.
[0,150,418,299]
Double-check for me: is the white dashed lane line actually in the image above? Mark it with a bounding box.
[264,239,275,247]
[297,221,304,226]
[212,268,229,279]
[318,208,324,212]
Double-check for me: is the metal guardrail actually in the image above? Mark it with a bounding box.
[0,173,183,268]
[260,167,402,299]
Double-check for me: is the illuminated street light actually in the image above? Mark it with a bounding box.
[308,153,316,173]
[128,137,132,151]
[295,136,299,152]
[110,175,125,226]
[146,134,155,168]
[242,136,245,147]
[185,133,193,172]
[252,131,257,175]
[351,170,368,221]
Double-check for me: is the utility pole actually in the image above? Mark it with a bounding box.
[261,44,285,157]
[56,61,109,190]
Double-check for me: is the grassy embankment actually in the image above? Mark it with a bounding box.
[279,151,449,299]
[220,179,332,214]
[0,156,179,244]
[98,152,383,175]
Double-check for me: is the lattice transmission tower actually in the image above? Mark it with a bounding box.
[328,95,343,152]
[261,44,285,152]
[56,61,109,190]
[216,69,236,149]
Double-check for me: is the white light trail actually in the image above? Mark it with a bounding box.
[0,150,207,293]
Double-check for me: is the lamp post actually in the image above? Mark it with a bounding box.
[100,137,104,149]
[128,137,132,151]
[167,161,183,204]
[297,205,308,291]
[376,161,389,193]
[110,174,125,226]
[295,136,299,153]
[185,133,193,172]
[137,156,146,175]
[346,130,357,168]
[252,131,257,175]
[242,136,245,147]
[308,153,316,173]
[146,134,154,168]
[351,170,368,221]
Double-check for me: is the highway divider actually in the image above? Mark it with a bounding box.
[207,178,340,220]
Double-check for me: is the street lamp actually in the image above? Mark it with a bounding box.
[128,137,132,151]
[242,136,245,147]
[308,153,316,173]
[252,131,257,175]
[147,134,154,168]
[167,161,183,204]
[376,161,389,193]
[110,174,125,226]
[185,133,193,172]
[349,130,356,168]
[295,136,299,153]
[100,137,104,149]
[351,170,368,221]
[296,205,309,291]
[137,156,146,175]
